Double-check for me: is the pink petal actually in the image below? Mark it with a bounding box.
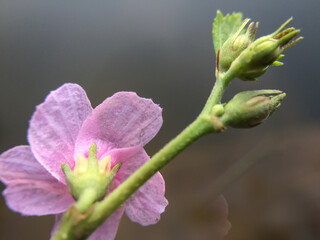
[107,146,143,189]
[51,208,125,240]
[125,172,168,225]
[28,83,92,182]
[87,208,125,240]
[51,214,64,238]
[0,145,57,184]
[121,150,168,225]
[0,146,74,215]
[75,92,162,152]
[73,138,141,162]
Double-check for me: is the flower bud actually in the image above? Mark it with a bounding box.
[219,19,258,72]
[220,90,286,128]
[235,18,302,81]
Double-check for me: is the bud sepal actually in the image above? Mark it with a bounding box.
[219,19,258,73]
[234,18,303,81]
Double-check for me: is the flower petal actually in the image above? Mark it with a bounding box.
[0,146,74,215]
[28,83,92,182]
[121,150,168,225]
[51,214,64,238]
[107,146,143,189]
[75,92,162,152]
[0,145,56,184]
[87,207,125,240]
[73,138,141,162]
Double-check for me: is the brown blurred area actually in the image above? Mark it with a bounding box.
[0,0,319,239]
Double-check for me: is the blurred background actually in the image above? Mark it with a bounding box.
[0,0,319,239]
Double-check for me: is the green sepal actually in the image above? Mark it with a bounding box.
[271,54,285,66]
[272,61,284,66]
[212,10,243,55]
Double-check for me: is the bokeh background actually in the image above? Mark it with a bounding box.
[0,0,319,239]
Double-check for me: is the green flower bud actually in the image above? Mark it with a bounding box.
[235,18,303,81]
[61,142,121,213]
[220,90,286,128]
[219,19,258,72]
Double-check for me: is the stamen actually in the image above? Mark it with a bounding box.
[74,155,88,175]
[99,156,111,175]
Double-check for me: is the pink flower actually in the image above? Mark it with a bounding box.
[0,83,168,239]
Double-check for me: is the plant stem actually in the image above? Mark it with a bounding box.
[75,188,97,214]
[201,69,238,115]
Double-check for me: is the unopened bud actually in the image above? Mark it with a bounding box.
[220,90,286,128]
[235,18,302,81]
[219,19,258,72]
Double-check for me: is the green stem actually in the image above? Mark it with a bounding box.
[201,68,238,115]
[51,206,84,240]
[75,189,98,214]
[52,72,233,240]
[202,76,225,114]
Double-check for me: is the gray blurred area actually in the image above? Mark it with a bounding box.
[0,0,319,239]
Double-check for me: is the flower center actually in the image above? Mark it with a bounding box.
[74,154,112,176]
[61,142,122,213]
